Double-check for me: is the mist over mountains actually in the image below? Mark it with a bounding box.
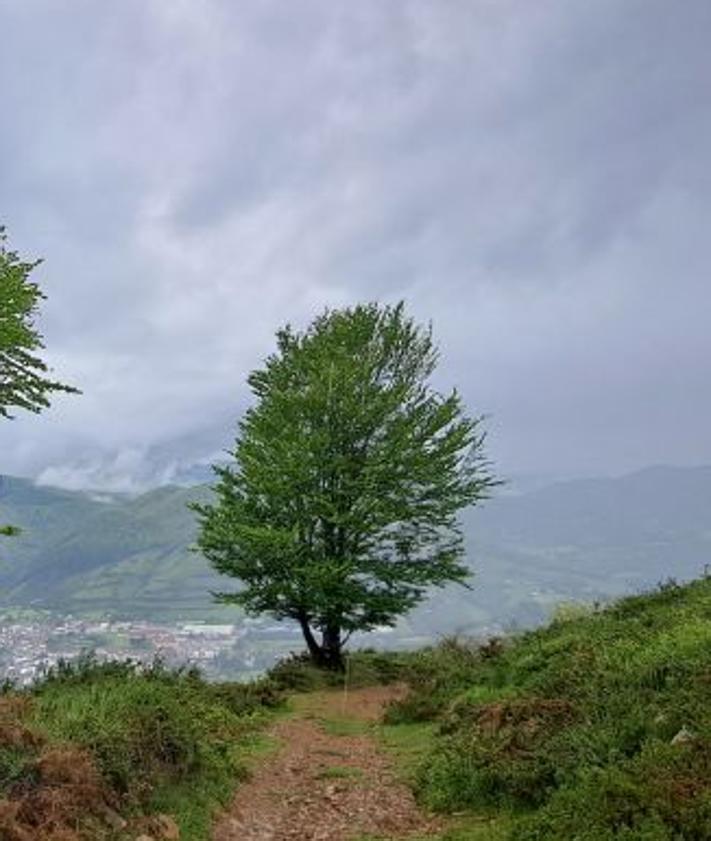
[0,465,709,637]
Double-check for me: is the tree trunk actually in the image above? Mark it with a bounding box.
[321,624,344,671]
[297,616,323,663]
[297,616,344,670]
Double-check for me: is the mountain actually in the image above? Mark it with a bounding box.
[0,466,709,632]
[0,476,226,621]
[449,464,711,631]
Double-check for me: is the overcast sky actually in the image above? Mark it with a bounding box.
[1,0,709,492]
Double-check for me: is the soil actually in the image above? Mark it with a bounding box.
[212,684,442,841]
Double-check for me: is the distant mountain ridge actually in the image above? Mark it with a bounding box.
[454,464,711,630]
[0,476,222,621]
[0,466,709,632]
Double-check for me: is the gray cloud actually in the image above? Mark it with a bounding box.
[1,0,709,489]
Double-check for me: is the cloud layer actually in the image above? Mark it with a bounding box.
[1,0,710,489]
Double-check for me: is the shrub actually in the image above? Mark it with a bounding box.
[0,655,283,839]
[31,658,270,802]
[418,698,577,810]
[268,648,410,692]
[512,740,711,840]
[384,637,500,725]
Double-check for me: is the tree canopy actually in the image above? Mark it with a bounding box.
[1,226,79,537]
[0,226,79,420]
[194,302,497,668]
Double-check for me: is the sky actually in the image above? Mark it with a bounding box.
[1,0,709,492]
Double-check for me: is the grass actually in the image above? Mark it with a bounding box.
[377,716,513,840]
[379,721,437,782]
[382,575,711,840]
[0,654,283,840]
[149,726,281,838]
[354,815,513,841]
[319,717,372,737]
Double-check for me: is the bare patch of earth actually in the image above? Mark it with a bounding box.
[212,684,442,841]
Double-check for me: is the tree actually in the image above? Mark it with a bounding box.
[1,226,79,536]
[0,227,79,419]
[193,302,498,668]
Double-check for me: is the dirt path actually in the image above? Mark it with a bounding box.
[212,684,442,841]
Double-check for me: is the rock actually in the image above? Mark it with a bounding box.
[671,726,696,745]
[150,813,180,840]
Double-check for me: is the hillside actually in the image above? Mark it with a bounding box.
[0,466,709,632]
[384,574,711,839]
[0,656,281,841]
[450,464,711,631]
[1,578,710,840]
[0,476,227,621]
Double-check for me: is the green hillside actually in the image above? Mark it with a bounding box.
[0,466,710,629]
[384,575,711,840]
[0,476,232,621]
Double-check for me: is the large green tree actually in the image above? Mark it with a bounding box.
[1,226,79,536]
[193,302,497,668]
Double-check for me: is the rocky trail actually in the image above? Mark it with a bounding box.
[211,684,443,841]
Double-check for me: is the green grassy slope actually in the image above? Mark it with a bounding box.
[1,466,710,627]
[385,576,711,840]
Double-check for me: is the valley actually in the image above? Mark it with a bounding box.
[1,465,709,683]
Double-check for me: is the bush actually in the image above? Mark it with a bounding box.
[32,657,272,801]
[0,694,110,840]
[0,655,282,840]
[512,740,711,840]
[268,648,410,692]
[384,636,506,725]
[417,698,577,810]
